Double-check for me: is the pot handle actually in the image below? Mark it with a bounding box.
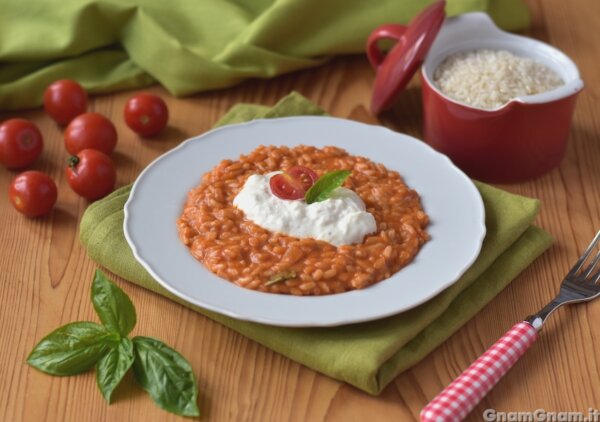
[366,24,407,69]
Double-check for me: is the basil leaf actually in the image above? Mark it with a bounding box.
[27,322,117,376]
[132,336,200,417]
[265,270,297,286]
[96,337,135,403]
[91,270,136,337]
[304,170,351,204]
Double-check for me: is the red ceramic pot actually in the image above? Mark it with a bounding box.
[369,8,584,183]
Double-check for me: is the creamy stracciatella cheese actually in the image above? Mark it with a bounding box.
[233,173,376,246]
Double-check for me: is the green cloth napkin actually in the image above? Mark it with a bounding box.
[79,92,553,394]
[0,0,529,110]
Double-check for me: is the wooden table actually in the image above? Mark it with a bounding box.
[1,1,599,420]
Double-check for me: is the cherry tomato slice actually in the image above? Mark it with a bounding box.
[0,119,43,169]
[287,166,318,191]
[43,80,88,125]
[269,173,306,200]
[9,171,57,217]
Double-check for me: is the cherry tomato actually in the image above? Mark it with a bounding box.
[9,171,57,217]
[123,93,169,137]
[43,80,88,125]
[0,119,43,169]
[287,166,318,191]
[64,112,117,155]
[66,149,116,200]
[269,173,306,200]
[269,166,318,200]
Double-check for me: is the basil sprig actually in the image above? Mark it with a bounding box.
[27,270,200,417]
[305,170,351,204]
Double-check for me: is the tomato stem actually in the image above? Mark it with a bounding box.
[68,156,80,168]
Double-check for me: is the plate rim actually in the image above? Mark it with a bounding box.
[124,116,486,327]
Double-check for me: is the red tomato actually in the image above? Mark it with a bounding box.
[0,119,43,169]
[287,166,318,191]
[123,93,169,137]
[64,112,117,155]
[43,80,88,125]
[269,173,306,200]
[66,149,116,200]
[9,171,57,217]
[269,166,318,200]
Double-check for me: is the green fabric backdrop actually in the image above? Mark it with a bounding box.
[0,0,529,110]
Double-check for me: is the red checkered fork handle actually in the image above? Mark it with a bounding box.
[420,322,538,422]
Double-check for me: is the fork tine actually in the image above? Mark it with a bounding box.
[594,269,600,285]
[569,230,600,275]
[583,250,600,279]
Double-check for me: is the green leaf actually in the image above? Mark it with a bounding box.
[96,337,135,403]
[27,322,118,376]
[132,336,200,417]
[91,270,137,337]
[304,170,351,204]
[265,270,297,286]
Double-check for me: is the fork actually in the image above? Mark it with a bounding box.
[420,230,600,422]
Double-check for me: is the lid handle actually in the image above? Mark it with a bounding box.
[366,24,407,69]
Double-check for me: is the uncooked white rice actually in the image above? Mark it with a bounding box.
[433,49,564,109]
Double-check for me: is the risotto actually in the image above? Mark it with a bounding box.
[177,145,429,295]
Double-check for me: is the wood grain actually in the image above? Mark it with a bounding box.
[1,0,599,420]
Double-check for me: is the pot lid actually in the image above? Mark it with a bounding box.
[368,1,446,114]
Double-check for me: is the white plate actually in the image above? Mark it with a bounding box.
[124,116,485,327]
